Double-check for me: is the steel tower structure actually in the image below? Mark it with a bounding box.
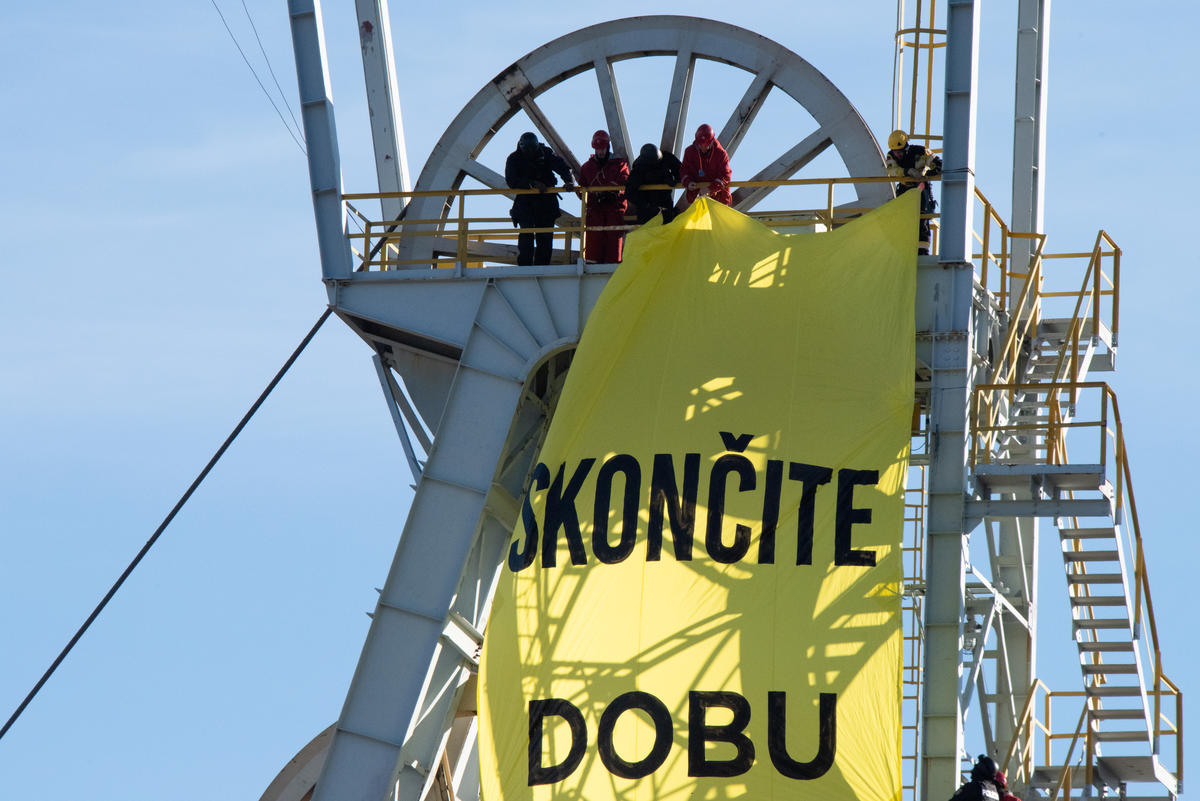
[266,3,1181,800]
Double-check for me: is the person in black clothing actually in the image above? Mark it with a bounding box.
[505,132,576,266]
[626,143,682,225]
[886,128,943,254]
[948,755,1001,801]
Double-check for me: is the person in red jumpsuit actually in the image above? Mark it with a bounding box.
[680,123,732,206]
[579,130,630,264]
[993,771,1021,801]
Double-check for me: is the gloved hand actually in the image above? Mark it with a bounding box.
[533,180,547,193]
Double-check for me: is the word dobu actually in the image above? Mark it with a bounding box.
[509,434,882,571]
[528,689,836,784]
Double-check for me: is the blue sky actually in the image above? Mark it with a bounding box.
[1,2,1194,799]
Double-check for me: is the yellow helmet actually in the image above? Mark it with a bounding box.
[888,129,909,150]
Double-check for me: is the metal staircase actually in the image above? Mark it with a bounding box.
[969,234,1181,800]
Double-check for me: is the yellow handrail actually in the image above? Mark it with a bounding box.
[341,175,917,271]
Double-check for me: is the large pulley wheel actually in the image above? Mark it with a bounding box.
[399,15,891,264]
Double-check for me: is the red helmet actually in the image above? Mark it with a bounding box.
[591,129,610,149]
[994,771,1007,789]
[695,124,715,146]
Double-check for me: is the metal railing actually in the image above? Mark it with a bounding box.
[971,189,1119,354]
[968,189,1120,473]
[1000,681,1096,801]
[1000,677,1181,801]
[341,175,919,272]
[1039,230,1121,392]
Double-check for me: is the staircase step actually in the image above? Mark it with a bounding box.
[1062,550,1119,562]
[1073,618,1129,630]
[1077,641,1134,653]
[1009,403,1070,413]
[1070,595,1128,606]
[1090,708,1146,720]
[1086,685,1143,697]
[1081,662,1139,675]
[1066,572,1124,584]
[1059,527,1117,539]
[1094,730,1151,743]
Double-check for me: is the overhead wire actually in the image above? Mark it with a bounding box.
[0,308,334,744]
[239,0,305,141]
[209,0,308,157]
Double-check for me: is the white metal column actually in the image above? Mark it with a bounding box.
[288,0,353,286]
[310,353,527,801]
[993,2,1049,764]
[355,0,412,222]
[921,0,981,797]
[1010,0,1050,262]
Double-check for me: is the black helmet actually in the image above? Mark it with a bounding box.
[518,132,540,155]
[639,143,661,162]
[971,755,998,781]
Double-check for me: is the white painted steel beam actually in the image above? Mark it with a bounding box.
[373,355,425,484]
[313,269,613,801]
[1010,0,1050,309]
[661,49,695,156]
[991,514,1037,769]
[356,0,412,222]
[287,0,353,285]
[731,128,832,211]
[593,57,632,160]
[919,259,976,799]
[718,68,774,157]
[310,363,526,801]
[922,5,983,796]
[938,0,980,264]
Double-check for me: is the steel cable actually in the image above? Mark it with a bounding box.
[0,308,333,743]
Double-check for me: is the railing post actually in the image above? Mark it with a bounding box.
[456,193,466,274]
[826,181,835,230]
[1044,692,1052,766]
[1069,319,1079,391]
[577,187,587,264]
[1085,719,1095,790]
[1103,392,1112,506]
[980,201,991,290]
[1111,238,1121,346]
[1175,681,1182,782]
[1001,221,1010,308]
[364,220,374,271]
[1153,662,1163,756]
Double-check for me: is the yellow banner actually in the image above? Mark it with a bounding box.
[479,192,918,801]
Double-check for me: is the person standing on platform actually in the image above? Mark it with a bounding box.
[948,755,1001,801]
[505,131,576,266]
[886,128,942,255]
[626,143,682,224]
[579,129,630,264]
[680,123,732,207]
[994,771,1022,801]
